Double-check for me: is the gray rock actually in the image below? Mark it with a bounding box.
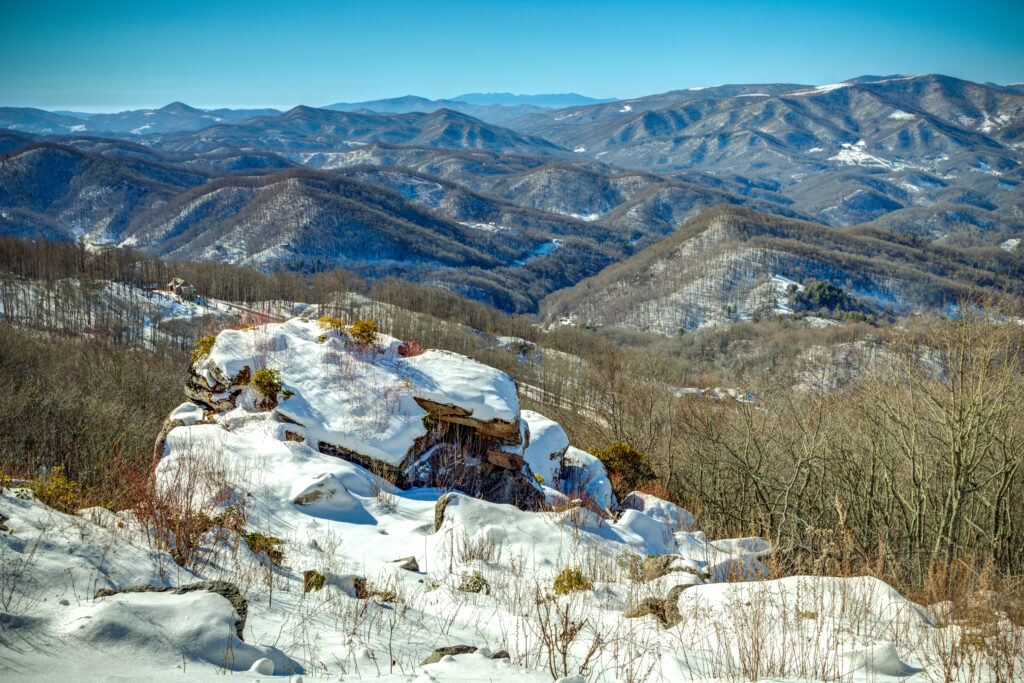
[95,580,247,640]
[293,489,324,506]
[623,597,665,623]
[393,556,419,572]
[623,583,692,628]
[434,492,455,532]
[420,645,478,666]
[152,417,185,459]
[488,649,510,660]
[664,584,690,627]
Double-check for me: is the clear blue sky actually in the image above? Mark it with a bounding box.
[3,0,1023,111]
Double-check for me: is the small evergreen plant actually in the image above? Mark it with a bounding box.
[552,565,593,595]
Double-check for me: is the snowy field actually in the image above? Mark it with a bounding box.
[2,317,1020,681]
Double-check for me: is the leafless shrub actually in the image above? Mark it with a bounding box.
[456,527,504,565]
[529,588,606,680]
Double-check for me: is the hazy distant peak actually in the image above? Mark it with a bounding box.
[158,101,203,114]
[452,92,616,107]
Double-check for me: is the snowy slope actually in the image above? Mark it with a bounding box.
[3,318,1014,681]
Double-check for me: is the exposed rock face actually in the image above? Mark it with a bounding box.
[486,447,524,470]
[293,488,324,506]
[183,361,248,412]
[95,580,247,639]
[663,584,689,626]
[414,397,521,442]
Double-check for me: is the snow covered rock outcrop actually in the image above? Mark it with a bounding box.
[520,410,570,486]
[168,317,543,508]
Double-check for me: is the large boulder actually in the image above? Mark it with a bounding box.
[95,580,248,640]
[165,318,542,509]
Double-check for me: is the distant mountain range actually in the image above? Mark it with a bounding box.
[323,93,613,124]
[323,96,548,124]
[0,102,281,136]
[450,92,615,107]
[1,75,1021,316]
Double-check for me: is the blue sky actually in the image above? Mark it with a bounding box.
[2,0,1023,111]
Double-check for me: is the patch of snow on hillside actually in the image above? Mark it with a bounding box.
[791,82,851,96]
[619,104,632,112]
[770,274,802,314]
[979,112,1011,133]
[131,124,151,135]
[573,146,586,153]
[807,146,823,153]
[829,140,902,170]
[513,239,562,266]
[971,160,1002,176]
[460,221,508,232]
[1001,238,1021,251]
[803,315,842,328]
[379,171,447,207]
[69,124,86,132]
[889,110,916,120]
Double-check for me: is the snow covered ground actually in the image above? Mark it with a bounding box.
[2,317,1019,681]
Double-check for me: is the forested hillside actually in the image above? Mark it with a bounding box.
[543,205,1024,334]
